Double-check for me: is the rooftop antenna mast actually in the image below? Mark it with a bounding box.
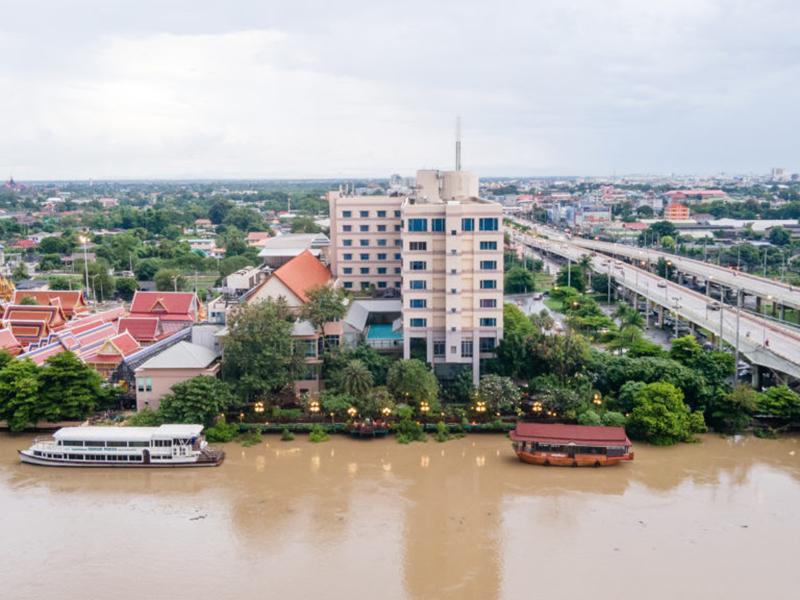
[455,116,462,172]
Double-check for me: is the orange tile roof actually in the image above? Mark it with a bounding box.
[272,250,332,303]
[0,328,22,355]
[129,291,198,321]
[12,290,89,318]
[3,304,67,329]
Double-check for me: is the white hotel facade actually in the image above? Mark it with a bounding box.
[328,169,504,383]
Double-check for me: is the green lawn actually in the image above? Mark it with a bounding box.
[544,297,563,312]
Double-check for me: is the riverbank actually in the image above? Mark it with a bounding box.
[3,433,800,599]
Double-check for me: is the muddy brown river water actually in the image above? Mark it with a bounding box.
[2,433,800,599]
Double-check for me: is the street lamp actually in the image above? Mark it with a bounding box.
[381,406,392,418]
[254,401,265,414]
[347,406,357,418]
[78,234,90,299]
[309,400,320,414]
[592,392,602,406]
[419,401,430,416]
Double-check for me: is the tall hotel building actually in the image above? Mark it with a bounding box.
[328,168,503,383]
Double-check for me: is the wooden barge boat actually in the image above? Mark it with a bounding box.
[510,422,633,467]
[19,424,225,468]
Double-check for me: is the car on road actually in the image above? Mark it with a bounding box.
[707,301,722,311]
[533,293,543,300]
[657,281,667,288]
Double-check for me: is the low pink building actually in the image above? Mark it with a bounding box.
[134,341,220,411]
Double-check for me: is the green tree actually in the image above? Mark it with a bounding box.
[323,344,392,388]
[299,285,348,348]
[134,257,162,281]
[556,265,586,292]
[504,266,536,294]
[478,374,521,413]
[626,382,698,445]
[319,390,357,420]
[76,258,115,301]
[768,226,791,246]
[19,296,38,305]
[0,359,41,431]
[340,359,373,399]
[758,385,800,419]
[387,359,439,407]
[222,299,302,400]
[115,277,139,300]
[39,352,111,421]
[503,302,536,338]
[158,376,235,427]
[710,385,758,434]
[154,268,186,291]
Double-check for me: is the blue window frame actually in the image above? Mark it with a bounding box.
[410,299,427,308]
[377,267,387,274]
[343,267,352,274]
[377,224,386,232]
[409,261,426,271]
[394,267,401,274]
[360,253,369,260]
[394,210,401,217]
[394,253,401,260]
[343,282,353,289]
[479,241,497,250]
[394,225,401,232]
[479,218,498,231]
[431,218,445,232]
[343,210,351,218]
[480,318,497,327]
[343,225,352,232]
[480,280,497,289]
[480,260,497,270]
[410,318,427,327]
[377,210,386,217]
[408,218,428,232]
[377,281,387,288]
[343,253,352,260]
[359,224,369,232]
[409,280,427,290]
[377,253,387,260]
[479,299,497,308]
[343,239,352,247]
[360,210,369,217]
[377,239,387,246]
[360,267,369,274]
[462,218,474,231]
[394,239,402,246]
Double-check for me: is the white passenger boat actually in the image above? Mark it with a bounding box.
[18,424,225,468]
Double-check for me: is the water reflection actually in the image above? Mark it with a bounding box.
[1,434,800,599]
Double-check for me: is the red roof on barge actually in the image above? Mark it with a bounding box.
[510,423,630,447]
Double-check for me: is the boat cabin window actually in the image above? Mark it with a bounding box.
[106,441,127,447]
[129,441,150,448]
[153,439,172,447]
[62,440,83,446]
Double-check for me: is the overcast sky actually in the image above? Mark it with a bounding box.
[1,0,798,180]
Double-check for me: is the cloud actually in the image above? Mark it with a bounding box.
[0,0,798,178]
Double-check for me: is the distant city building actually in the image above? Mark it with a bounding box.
[664,202,690,222]
[771,167,788,181]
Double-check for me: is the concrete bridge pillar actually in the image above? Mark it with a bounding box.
[645,299,651,329]
[677,271,684,285]
[657,306,664,328]
[751,365,762,390]
[756,296,762,313]
[779,304,785,321]
[705,280,711,296]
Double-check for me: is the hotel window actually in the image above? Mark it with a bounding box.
[343,239,352,246]
[461,340,473,358]
[360,267,370,274]
[410,318,427,327]
[137,379,145,392]
[479,218,499,231]
[343,210,352,217]
[479,241,497,250]
[480,318,497,327]
[433,341,445,356]
[394,239,402,246]
[343,267,353,274]
[480,337,497,352]
[480,279,497,289]
[407,218,428,232]
[394,281,401,288]
[431,218,445,232]
[462,218,474,231]
[377,224,387,232]
[377,281,387,288]
[377,210,387,217]
[410,299,427,308]
[480,260,497,270]
[361,282,370,290]
[359,224,369,232]
[394,267,401,274]
[343,282,353,289]
[479,298,497,308]
[409,280,427,289]
[394,225,401,232]
[360,253,369,260]
[377,267,387,274]
[377,253,387,260]
[360,239,369,246]
[409,241,427,251]
[360,210,369,217]
[343,225,352,232]
[146,378,152,392]
[377,239,387,246]
[394,210,401,217]
[409,261,427,271]
[343,253,352,260]
[394,253,401,260]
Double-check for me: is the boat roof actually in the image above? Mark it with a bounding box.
[53,424,204,442]
[510,423,631,447]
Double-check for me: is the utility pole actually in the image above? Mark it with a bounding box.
[607,261,612,304]
[567,257,572,288]
[734,289,741,378]
[763,247,768,277]
[718,304,724,351]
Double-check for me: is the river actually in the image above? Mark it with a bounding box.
[2,433,799,599]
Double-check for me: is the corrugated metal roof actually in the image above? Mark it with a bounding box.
[135,341,219,371]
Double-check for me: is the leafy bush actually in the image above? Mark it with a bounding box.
[626,382,696,446]
[689,411,708,434]
[577,409,602,426]
[204,416,239,443]
[395,417,426,444]
[280,428,295,441]
[434,421,452,443]
[309,424,330,443]
[601,411,627,427]
[239,430,263,447]
[126,408,164,427]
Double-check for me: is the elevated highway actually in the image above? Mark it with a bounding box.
[511,230,800,384]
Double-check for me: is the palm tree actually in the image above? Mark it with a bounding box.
[614,302,644,329]
[607,324,644,355]
[341,359,373,399]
